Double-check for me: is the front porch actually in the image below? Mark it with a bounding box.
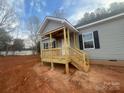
[41,27,78,73]
[40,26,89,74]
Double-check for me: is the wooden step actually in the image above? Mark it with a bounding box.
[71,61,83,71]
[70,56,83,66]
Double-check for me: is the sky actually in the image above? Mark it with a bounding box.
[7,0,124,40]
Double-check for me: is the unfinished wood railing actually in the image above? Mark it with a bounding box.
[69,47,90,72]
[41,47,90,72]
[42,48,70,63]
[42,48,62,58]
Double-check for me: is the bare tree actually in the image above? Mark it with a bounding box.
[0,28,12,55]
[0,0,18,32]
[0,0,18,55]
[27,16,40,55]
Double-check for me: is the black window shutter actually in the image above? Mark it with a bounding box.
[93,31,100,49]
[52,41,56,48]
[79,34,83,50]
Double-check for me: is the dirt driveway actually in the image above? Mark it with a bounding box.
[0,55,124,93]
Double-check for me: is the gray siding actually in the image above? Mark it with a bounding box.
[43,20,63,33]
[79,18,124,60]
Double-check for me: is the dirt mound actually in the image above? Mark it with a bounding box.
[33,63,124,93]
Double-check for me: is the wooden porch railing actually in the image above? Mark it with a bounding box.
[69,47,90,72]
[41,47,90,72]
[42,48,62,58]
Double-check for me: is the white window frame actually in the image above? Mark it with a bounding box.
[82,32,95,50]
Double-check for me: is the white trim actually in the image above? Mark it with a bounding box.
[77,13,124,30]
[82,32,95,50]
[38,16,78,34]
[64,19,79,32]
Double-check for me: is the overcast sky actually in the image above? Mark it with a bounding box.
[8,0,124,39]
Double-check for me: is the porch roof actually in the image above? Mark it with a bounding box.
[38,16,78,34]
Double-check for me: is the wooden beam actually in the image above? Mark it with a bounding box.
[65,63,69,74]
[50,33,52,48]
[40,37,42,57]
[50,33,54,70]
[63,27,67,55]
[75,33,78,49]
[77,33,80,49]
[74,32,79,48]
[67,28,70,47]
[40,37,43,65]
[51,62,54,70]
[42,26,64,36]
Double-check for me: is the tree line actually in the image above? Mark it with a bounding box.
[0,0,41,56]
[76,2,124,27]
[0,28,24,55]
[0,0,24,55]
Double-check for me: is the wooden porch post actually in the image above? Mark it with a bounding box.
[74,32,78,48]
[67,28,70,47]
[40,37,42,57]
[40,36,43,65]
[64,28,69,74]
[50,33,52,48]
[63,27,67,55]
[76,33,79,49]
[65,63,69,74]
[50,33,54,70]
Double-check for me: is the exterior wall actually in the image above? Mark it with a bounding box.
[78,17,124,60]
[41,38,50,49]
[70,33,79,48]
[43,20,63,33]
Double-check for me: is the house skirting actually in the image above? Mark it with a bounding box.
[90,59,124,67]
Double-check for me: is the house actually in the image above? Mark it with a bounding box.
[39,17,89,73]
[39,13,124,73]
[77,13,124,66]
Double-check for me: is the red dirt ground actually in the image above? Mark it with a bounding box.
[0,55,124,93]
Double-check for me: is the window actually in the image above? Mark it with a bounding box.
[79,31,100,50]
[82,32,95,49]
[43,43,48,49]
